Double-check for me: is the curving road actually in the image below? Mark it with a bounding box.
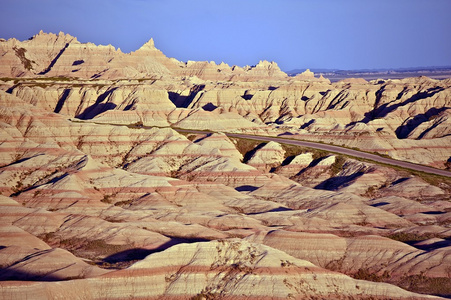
[176,129,451,178]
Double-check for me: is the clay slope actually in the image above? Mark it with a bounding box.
[1,240,440,299]
[1,89,450,298]
[2,32,449,167]
[0,31,288,81]
[2,75,450,168]
[1,32,451,299]
[177,77,451,168]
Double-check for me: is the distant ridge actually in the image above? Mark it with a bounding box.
[0,31,289,81]
[287,66,451,82]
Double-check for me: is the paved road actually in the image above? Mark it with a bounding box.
[176,129,451,178]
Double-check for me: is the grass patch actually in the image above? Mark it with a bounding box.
[186,135,197,141]
[387,232,438,243]
[330,155,346,175]
[352,268,390,282]
[398,274,451,298]
[39,233,132,268]
[280,143,306,159]
[13,47,35,70]
[177,131,198,142]
[311,150,330,161]
[114,199,133,207]
[230,137,266,162]
[100,194,116,204]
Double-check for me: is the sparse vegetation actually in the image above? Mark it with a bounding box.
[311,149,329,161]
[363,185,379,198]
[126,121,144,129]
[280,143,306,159]
[177,131,198,141]
[351,268,390,282]
[329,155,346,175]
[39,233,134,268]
[398,274,451,298]
[100,194,114,204]
[186,134,197,141]
[191,292,220,300]
[13,47,35,70]
[230,137,264,158]
[387,232,438,243]
[114,199,133,207]
[3,29,451,300]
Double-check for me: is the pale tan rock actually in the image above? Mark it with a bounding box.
[174,108,263,131]
[317,155,336,166]
[3,32,451,167]
[290,152,314,165]
[275,152,314,178]
[378,177,447,201]
[257,229,451,292]
[0,32,291,81]
[1,31,451,299]
[368,196,442,216]
[0,247,109,281]
[194,132,243,161]
[0,240,438,299]
[261,230,347,267]
[249,181,413,229]
[247,141,286,172]
[314,159,399,196]
[0,224,50,249]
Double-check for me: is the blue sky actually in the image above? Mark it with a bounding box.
[1,0,450,71]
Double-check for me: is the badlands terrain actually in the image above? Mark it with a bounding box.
[0,31,450,299]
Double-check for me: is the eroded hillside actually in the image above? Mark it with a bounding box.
[1,32,450,299]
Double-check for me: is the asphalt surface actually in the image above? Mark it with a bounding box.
[175,129,451,178]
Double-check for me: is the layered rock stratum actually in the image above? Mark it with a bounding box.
[0,31,450,299]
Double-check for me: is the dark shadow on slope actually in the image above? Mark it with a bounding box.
[0,269,65,282]
[76,87,119,119]
[202,102,218,111]
[102,238,210,265]
[395,107,448,139]
[0,249,72,281]
[391,177,410,185]
[370,202,390,208]
[38,43,71,75]
[300,119,315,129]
[235,185,258,192]
[326,90,348,110]
[123,100,137,111]
[241,94,253,100]
[278,132,294,136]
[2,154,45,168]
[6,84,19,94]
[421,211,446,215]
[280,155,296,166]
[168,91,188,107]
[314,171,365,191]
[246,207,293,215]
[10,173,70,197]
[72,60,84,66]
[191,133,213,143]
[411,239,451,251]
[416,118,447,140]
[295,156,329,172]
[242,142,267,163]
[168,84,205,108]
[352,87,445,125]
[54,88,71,113]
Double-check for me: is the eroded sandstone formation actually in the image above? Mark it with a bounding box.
[1,32,450,299]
